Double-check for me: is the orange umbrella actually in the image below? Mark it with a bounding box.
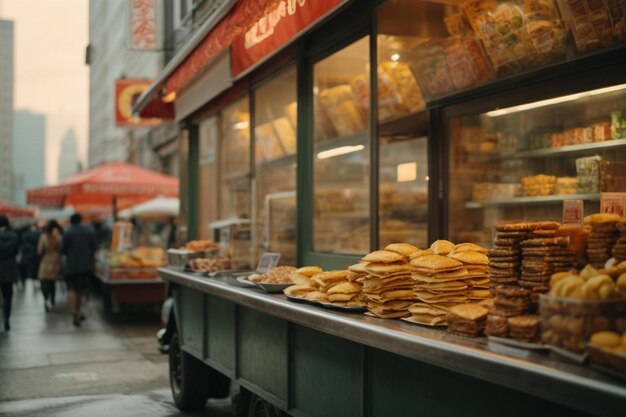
[27,161,179,213]
[0,200,36,218]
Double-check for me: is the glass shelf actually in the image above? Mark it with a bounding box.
[465,193,601,209]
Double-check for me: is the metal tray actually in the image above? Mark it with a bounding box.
[488,336,550,351]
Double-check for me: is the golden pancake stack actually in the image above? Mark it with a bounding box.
[406,240,492,327]
[585,213,621,268]
[357,244,418,319]
[285,267,366,307]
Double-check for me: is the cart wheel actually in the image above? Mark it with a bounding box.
[247,394,283,417]
[169,330,210,411]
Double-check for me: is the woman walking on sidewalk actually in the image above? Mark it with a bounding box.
[0,215,19,331]
[37,220,64,311]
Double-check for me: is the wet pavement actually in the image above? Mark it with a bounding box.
[0,280,232,416]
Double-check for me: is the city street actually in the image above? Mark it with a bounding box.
[0,281,231,417]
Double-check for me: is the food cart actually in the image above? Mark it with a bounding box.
[135,0,626,415]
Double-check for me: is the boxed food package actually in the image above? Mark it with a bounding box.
[540,295,626,352]
[576,155,601,193]
[557,0,622,53]
[318,85,366,136]
[600,161,626,192]
[555,176,578,195]
[521,174,557,196]
[464,0,569,75]
[378,62,425,114]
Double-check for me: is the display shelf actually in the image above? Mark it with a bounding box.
[465,193,600,209]
[379,110,428,137]
[257,153,296,169]
[222,168,251,181]
[473,138,626,162]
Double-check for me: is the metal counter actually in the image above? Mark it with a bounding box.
[159,267,626,416]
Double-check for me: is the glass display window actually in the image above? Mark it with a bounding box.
[198,116,219,239]
[312,36,371,255]
[219,97,251,220]
[253,69,297,265]
[448,83,626,245]
[377,0,626,102]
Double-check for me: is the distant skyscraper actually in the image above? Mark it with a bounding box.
[58,129,81,181]
[12,111,46,205]
[0,20,14,201]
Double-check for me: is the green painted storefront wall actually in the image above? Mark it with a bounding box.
[237,306,288,404]
[205,295,236,377]
[369,348,590,417]
[177,286,204,356]
[290,325,363,417]
[172,284,591,416]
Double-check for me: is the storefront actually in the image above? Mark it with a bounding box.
[137,0,626,414]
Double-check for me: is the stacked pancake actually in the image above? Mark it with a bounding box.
[359,244,417,319]
[448,243,491,302]
[410,248,467,326]
[446,303,489,337]
[284,267,361,306]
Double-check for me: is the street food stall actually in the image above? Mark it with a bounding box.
[27,162,179,311]
[136,0,626,415]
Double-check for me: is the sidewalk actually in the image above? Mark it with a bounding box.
[0,280,231,416]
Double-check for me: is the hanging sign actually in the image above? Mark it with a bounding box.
[130,0,158,50]
[115,79,161,127]
[231,0,344,76]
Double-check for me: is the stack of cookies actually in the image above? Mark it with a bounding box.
[586,213,621,268]
[613,218,626,262]
[410,254,467,325]
[446,303,489,337]
[359,245,417,319]
[485,314,508,337]
[507,315,540,343]
[488,224,532,291]
[492,285,531,318]
[306,269,353,304]
[520,235,574,303]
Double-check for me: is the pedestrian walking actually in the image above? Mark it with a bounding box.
[19,222,42,286]
[0,215,19,331]
[37,220,64,312]
[63,213,96,327]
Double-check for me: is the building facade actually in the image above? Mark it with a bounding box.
[58,128,81,181]
[87,0,165,167]
[0,19,14,201]
[12,110,46,205]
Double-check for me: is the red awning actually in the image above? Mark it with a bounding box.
[27,161,179,210]
[0,200,36,219]
[137,0,345,119]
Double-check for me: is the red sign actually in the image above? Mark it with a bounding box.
[130,0,158,50]
[115,79,161,127]
[231,0,343,76]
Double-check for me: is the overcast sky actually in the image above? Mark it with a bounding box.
[3,0,88,185]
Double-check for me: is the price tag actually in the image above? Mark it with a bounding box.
[562,200,584,226]
[601,192,626,217]
[256,252,281,273]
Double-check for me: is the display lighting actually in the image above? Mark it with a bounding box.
[397,162,417,182]
[233,121,249,130]
[390,53,400,62]
[485,83,626,117]
[162,91,176,103]
[317,145,365,159]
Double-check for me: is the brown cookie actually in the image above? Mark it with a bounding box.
[495,231,529,239]
[488,248,519,256]
[521,237,569,247]
[494,238,518,246]
[489,261,519,268]
[530,229,558,237]
[495,286,529,298]
[495,222,536,232]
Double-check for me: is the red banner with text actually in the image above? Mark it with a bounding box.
[231,0,343,76]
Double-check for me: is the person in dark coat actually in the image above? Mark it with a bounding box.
[63,213,96,326]
[19,223,42,284]
[0,215,20,331]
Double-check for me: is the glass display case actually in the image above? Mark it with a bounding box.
[219,98,251,220]
[312,37,371,255]
[254,69,297,265]
[448,83,626,245]
[198,116,219,239]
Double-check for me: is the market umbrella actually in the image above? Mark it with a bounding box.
[118,196,179,218]
[26,161,178,214]
[0,200,36,219]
